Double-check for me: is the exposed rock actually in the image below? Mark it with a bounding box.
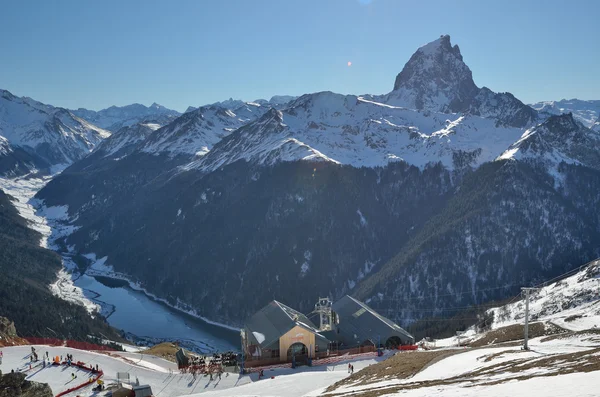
[386,35,537,127]
[0,372,53,397]
[0,317,17,338]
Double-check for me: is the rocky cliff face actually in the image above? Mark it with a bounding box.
[385,35,537,128]
[0,372,53,397]
[0,317,17,338]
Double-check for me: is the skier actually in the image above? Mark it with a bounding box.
[348,363,351,373]
[351,365,354,374]
[71,373,77,381]
[46,351,49,359]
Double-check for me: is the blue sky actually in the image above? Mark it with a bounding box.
[1,0,598,112]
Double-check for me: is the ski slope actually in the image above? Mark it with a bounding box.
[326,333,600,397]
[0,345,383,397]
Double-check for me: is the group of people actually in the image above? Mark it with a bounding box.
[218,351,238,367]
[29,347,39,362]
[182,351,239,381]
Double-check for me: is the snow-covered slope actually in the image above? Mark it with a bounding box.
[72,102,180,132]
[498,113,600,172]
[382,35,537,128]
[0,89,110,175]
[141,102,269,157]
[94,122,158,158]
[183,91,527,173]
[488,258,600,332]
[531,99,600,129]
[1,345,382,397]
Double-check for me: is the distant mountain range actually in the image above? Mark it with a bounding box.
[0,89,109,176]
[71,103,181,132]
[530,99,600,131]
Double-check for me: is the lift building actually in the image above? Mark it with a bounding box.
[330,295,414,347]
[243,296,414,364]
[242,300,330,362]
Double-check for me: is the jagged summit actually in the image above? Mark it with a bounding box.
[385,35,537,127]
[543,112,580,131]
[388,35,478,113]
[71,102,180,131]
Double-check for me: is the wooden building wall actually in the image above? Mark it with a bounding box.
[278,325,316,362]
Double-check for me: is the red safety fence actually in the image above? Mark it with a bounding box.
[244,345,377,368]
[398,345,418,351]
[23,337,64,346]
[65,340,116,352]
[55,362,104,397]
[23,337,117,352]
[312,351,377,366]
[245,362,292,373]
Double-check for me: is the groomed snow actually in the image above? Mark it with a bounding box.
[0,345,382,397]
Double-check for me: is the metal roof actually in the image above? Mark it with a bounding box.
[244,300,328,350]
[332,295,414,346]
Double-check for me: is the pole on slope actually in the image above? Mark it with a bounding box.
[240,331,244,375]
[521,287,539,350]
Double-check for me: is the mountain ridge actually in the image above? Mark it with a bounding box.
[0,89,109,176]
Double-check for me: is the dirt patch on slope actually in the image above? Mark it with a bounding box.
[469,322,565,347]
[324,350,460,393]
[142,342,188,362]
[324,347,600,397]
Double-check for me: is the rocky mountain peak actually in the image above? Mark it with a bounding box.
[543,112,579,132]
[389,35,478,112]
[259,107,284,125]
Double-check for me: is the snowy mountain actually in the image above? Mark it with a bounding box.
[141,102,269,157]
[253,95,298,107]
[0,89,110,176]
[184,92,526,173]
[530,99,600,129]
[184,96,297,116]
[94,122,159,158]
[72,103,180,132]
[34,35,600,329]
[488,258,600,332]
[499,113,600,172]
[382,35,537,128]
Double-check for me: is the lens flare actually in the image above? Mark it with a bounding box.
[347,61,352,67]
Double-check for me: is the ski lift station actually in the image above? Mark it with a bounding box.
[242,295,414,364]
